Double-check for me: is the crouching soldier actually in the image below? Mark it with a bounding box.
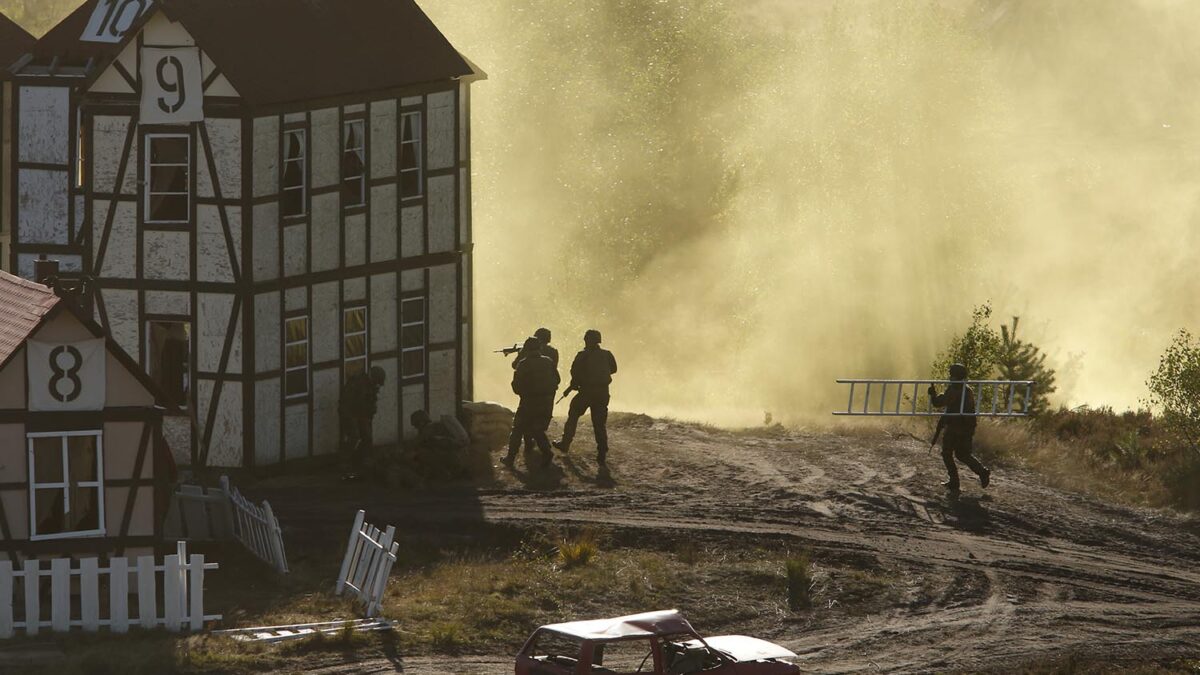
[554,329,618,466]
[928,363,991,494]
[503,338,560,468]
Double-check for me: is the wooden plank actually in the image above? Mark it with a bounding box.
[110,557,129,633]
[365,526,396,618]
[51,557,70,632]
[23,559,39,635]
[263,501,288,573]
[164,553,181,631]
[137,555,156,629]
[335,510,366,595]
[80,558,100,632]
[0,560,12,638]
[188,554,205,631]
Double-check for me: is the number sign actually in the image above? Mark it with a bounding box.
[81,0,154,44]
[27,339,107,412]
[140,47,204,125]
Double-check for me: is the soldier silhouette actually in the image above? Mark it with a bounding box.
[339,366,385,480]
[513,328,559,452]
[928,363,991,494]
[554,329,618,466]
[503,337,560,469]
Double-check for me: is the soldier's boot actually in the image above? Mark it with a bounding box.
[941,480,960,494]
[552,439,570,453]
[979,468,991,489]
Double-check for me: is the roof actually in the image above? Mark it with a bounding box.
[0,271,61,369]
[541,610,699,642]
[33,0,475,105]
[0,12,35,77]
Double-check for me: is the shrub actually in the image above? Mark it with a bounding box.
[1146,329,1200,456]
[785,555,813,610]
[931,304,1003,384]
[556,529,599,569]
[429,621,470,653]
[997,317,1058,416]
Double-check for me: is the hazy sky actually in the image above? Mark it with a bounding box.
[10,1,1200,424]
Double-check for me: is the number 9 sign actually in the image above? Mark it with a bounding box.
[140,47,204,124]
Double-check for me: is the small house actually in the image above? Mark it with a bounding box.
[0,267,170,560]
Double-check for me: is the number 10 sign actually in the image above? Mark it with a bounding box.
[140,47,204,125]
[27,339,107,412]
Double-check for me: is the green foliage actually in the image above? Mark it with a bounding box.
[1146,329,1200,455]
[997,317,1058,416]
[932,305,1059,416]
[785,555,813,610]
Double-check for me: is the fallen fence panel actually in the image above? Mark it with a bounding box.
[335,510,399,618]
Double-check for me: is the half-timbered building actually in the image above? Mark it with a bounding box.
[0,267,169,560]
[6,0,482,468]
[0,12,35,273]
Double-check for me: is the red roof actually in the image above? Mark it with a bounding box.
[0,271,60,369]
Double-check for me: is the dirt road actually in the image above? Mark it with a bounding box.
[260,415,1200,673]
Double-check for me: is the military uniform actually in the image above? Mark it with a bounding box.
[339,370,382,471]
[557,344,618,464]
[930,378,990,491]
[504,345,561,467]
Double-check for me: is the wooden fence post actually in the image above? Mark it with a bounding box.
[80,558,100,632]
[23,559,39,636]
[0,560,12,638]
[335,510,366,595]
[110,557,129,633]
[263,501,288,573]
[137,555,156,629]
[188,554,205,631]
[164,551,182,632]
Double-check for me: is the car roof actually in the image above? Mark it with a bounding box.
[540,610,698,642]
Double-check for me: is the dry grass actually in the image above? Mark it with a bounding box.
[785,555,813,610]
[556,528,600,569]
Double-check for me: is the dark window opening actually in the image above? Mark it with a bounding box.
[147,320,191,408]
[146,135,190,223]
[342,119,366,208]
[283,129,307,217]
[29,432,103,539]
[400,112,422,200]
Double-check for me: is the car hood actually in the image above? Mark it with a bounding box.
[704,636,797,662]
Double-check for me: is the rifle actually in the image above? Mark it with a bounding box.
[494,344,521,357]
[930,417,946,452]
[556,386,577,404]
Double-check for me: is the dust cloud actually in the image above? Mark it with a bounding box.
[8,1,1199,425]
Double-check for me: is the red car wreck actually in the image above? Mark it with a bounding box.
[515,610,800,674]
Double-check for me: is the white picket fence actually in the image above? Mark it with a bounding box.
[220,476,289,573]
[0,542,220,637]
[334,511,399,618]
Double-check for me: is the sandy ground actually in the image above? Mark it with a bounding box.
[255,414,1200,674]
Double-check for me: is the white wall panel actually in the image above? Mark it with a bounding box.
[370,184,397,262]
[252,202,279,281]
[101,288,139,360]
[98,200,136,279]
[255,378,281,465]
[252,116,279,198]
[370,273,397,352]
[203,382,243,468]
[370,99,397,179]
[254,291,281,373]
[198,293,240,373]
[374,356,399,445]
[401,269,423,293]
[144,230,189,280]
[18,87,69,164]
[18,254,80,279]
[198,205,234,281]
[429,263,457,344]
[92,116,129,194]
[18,170,69,244]
[400,205,424,257]
[283,224,307,277]
[284,286,306,312]
[345,212,366,268]
[343,277,366,303]
[311,108,339,189]
[310,193,340,272]
[311,281,339,364]
[427,90,455,171]
[163,416,192,466]
[312,367,340,456]
[402,383,425,440]
[145,290,189,316]
[429,348,457,419]
[284,404,309,460]
[204,118,242,198]
[427,175,456,254]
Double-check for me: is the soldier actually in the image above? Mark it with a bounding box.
[928,363,991,493]
[513,328,560,451]
[502,337,560,468]
[553,330,618,466]
[339,366,386,479]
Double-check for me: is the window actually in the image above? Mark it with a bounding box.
[591,639,656,674]
[75,108,85,189]
[400,111,422,200]
[400,297,425,378]
[342,119,366,208]
[282,128,307,217]
[285,316,309,398]
[146,134,190,223]
[28,431,104,540]
[343,306,368,380]
[147,320,190,408]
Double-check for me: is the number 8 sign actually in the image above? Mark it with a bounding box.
[140,47,204,125]
[27,339,107,412]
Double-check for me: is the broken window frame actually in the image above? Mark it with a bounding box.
[145,319,191,409]
[285,315,310,398]
[282,128,308,218]
[342,118,367,209]
[27,430,105,541]
[399,111,423,201]
[145,133,191,224]
[343,305,368,381]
